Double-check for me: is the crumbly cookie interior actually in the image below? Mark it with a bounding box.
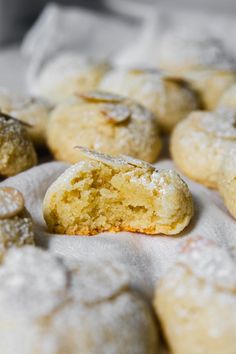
[44,161,192,235]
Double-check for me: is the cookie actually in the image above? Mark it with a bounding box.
[99,68,199,132]
[158,30,235,74]
[0,87,50,146]
[170,109,236,188]
[154,236,236,354]
[218,83,236,110]
[46,91,162,163]
[0,187,34,261]
[43,147,193,236]
[218,147,236,219]
[0,246,159,354]
[183,69,236,110]
[0,112,37,176]
[30,53,111,103]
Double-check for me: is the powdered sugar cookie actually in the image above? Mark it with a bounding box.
[218,83,236,110]
[99,68,199,132]
[183,69,236,110]
[0,87,50,146]
[46,91,162,163]
[43,148,193,236]
[158,30,236,74]
[171,109,236,188]
[0,246,159,354]
[154,236,236,354]
[0,187,34,260]
[31,53,111,103]
[218,147,236,219]
[0,112,37,176]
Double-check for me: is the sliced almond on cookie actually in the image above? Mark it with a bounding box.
[121,155,155,170]
[74,146,155,170]
[74,146,126,167]
[129,68,162,75]
[101,104,131,124]
[0,187,25,219]
[79,91,123,103]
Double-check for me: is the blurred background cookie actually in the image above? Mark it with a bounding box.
[99,68,199,132]
[218,83,236,110]
[218,147,236,219]
[43,148,193,236]
[158,30,236,74]
[46,91,162,163]
[183,69,236,110]
[0,112,37,176]
[171,109,236,188]
[0,87,50,146]
[30,53,112,104]
[0,187,34,261]
[154,236,236,354]
[0,246,159,354]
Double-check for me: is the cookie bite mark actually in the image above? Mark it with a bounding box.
[43,149,193,236]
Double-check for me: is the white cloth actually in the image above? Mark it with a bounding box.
[0,3,235,299]
[1,159,235,300]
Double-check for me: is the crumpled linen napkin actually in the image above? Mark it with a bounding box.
[1,159,235,300]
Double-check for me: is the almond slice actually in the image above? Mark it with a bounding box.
[74,146,126,167]
[0,187,25,219]
[129,68,162,75]
[79,91,123,103]
[74,146,155,170]
[101,104,131,123]
[120,155,155,170]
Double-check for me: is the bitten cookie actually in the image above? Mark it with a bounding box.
[183,69,236,110]
[0,112,37,176]
[0,87,50,146]
[0,187,34,260]
[43,148,193,236]
[99,68,199,132]
[218,147,236,219]
[30,53,111,103]
[171,109,236,188]
[46,91,162,163]
[158,30,236,74]
[0,246,159,354]
[154,236,236,354]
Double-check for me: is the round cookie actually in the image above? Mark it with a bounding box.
[99,68,199,132]
[0,246,159,354]
[183,69,236,110]
[154,236,236,354]
[218,147,236,219]
[170,109,236,188]
[0,187,34,261]
[0,87,50,146]
[158,30,236,74]
[43,147,193,236]
[30,53,112,103]
[0,112,37,176]
[46,91,162,163]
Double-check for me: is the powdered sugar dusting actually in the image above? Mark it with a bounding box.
[178,237,236,292]
[0,246,129,317]
[0,187,24,219]
[194,109,236,139]
[159,30,236,71]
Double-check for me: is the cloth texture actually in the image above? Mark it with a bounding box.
[0,3,236,301]
[0,159,235,300]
